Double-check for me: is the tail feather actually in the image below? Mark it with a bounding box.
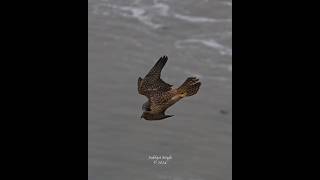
[177,77,201,96]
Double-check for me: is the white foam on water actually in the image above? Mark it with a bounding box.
[104,0,170,29]
[152,0,170,16]
[107,4,161,29]
[175,39,232,56]
[173,13,231,23]
[95,0,231,30]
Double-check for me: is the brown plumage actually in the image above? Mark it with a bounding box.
[138,56,201,121]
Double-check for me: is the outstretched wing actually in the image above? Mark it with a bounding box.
[138,56,172,97]
[145,56,169,79]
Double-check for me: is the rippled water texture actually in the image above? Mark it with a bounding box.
[89,0,232,179]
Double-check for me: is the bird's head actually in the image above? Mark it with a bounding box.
[140,112,151,120]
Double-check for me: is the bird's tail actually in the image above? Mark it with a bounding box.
[177,77,201,97]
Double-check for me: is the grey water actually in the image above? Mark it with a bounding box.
[88,0,232,179]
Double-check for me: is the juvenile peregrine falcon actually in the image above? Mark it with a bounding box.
[138,56,201,121]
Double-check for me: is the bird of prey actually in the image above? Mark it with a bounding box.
[138,56,201,121]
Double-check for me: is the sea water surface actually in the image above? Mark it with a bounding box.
[89,0,232,179]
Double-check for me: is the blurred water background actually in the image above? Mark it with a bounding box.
[89,0,232,179]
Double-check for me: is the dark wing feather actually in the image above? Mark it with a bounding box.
[145,56,168,78]
[138,56,172,97]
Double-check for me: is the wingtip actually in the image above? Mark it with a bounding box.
[155,55,168,66]
[161,55,168,61]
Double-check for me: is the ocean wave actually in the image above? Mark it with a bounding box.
[101,0,170,29]
[107,4,163,29]
[93,0,231,29]
[173,13,231,23]
[175,39,232,56]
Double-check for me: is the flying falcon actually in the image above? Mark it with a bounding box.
[138,56,201,121]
